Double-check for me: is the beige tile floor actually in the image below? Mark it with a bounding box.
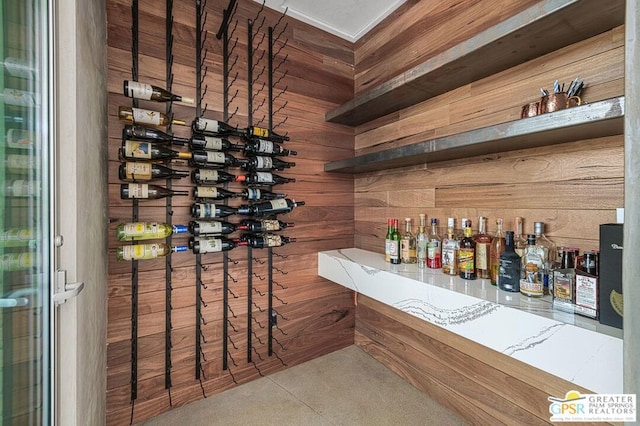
[138,345,466,426]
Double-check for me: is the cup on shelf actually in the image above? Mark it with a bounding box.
[539,92,582,114]
[521,101,540,118]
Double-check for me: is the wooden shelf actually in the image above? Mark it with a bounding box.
[326,0,625,126]
[324,96,624,173]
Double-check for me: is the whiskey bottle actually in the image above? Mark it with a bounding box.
[116,222,188,241]
[474,216,492,279]
[188,220,247,236]
[490,218,506,286]
[120,140,192,161]
[390,219,401,265]
[123,80,194,104]
[458,226,477,280]
[442,218,459,276]
[118,106,186,127]
[400,218,417,263]
[498,231,521,292]
[427,218,442,269]
[416,214,427,269]
[119,162,189,182]
[116,243,188,261]
[244,139,297,156]
[122,124,189,145]
[520,235,544,297]
[191,169,236,185]
[189,135,243,152]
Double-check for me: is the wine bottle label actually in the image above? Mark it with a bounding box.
[6,129,34,149]
[125,162,152,179]
[124,141,152,159]
[427,241,440,259]
[251,126,269,138]
[258,140,274,153]
[197,169,219,182]
[196,187,219,198]
[476,243,489,269]
[125,184,149,198]
[203,136,223,151]
[269,199,288,210]
[121,243,160,260]
[123,222,160,238]
[458,248,475,272]
[7,154,35,173]
[126,81,153,100]
[195,118,219,132]
[246,189,261,200]
[197,221,223,234]
[199,238,223,253]
[520,278,543,296]
[265,234,282,247]
[0,252,34,271]
[255,156,273,169]
[260,220,281,231]
[256,172,272,183]
[132,107,161,125]
[197,204,218,218]
[387,240,399,257]
[205,151,226,164]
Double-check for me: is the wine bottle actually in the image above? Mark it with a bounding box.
[188,220,247,236]
[120,140,192,161]
[119,162,189,182]
[190,203,238,219]
[242,156,295,171]
[0,252,35,271]
[240,219,293,233]
[116,222,188,241]
[237,199,305,217]
[3,57,36,78]
[115,243,188,261]
[189,151,248,168]
[189,134,243,152]
[192,117,242,137]
[6,129,35,149]
[191,169,236,185]
[193,186,239,200]
[245,126,289,143]
[118,106,186,127]
[123,80,194,104]
[191,237,247,254]
[384,218,394,263]
[0,228,35,248]
[242,233,296,248]
[239,188,287,201]
[244,139,297,156]
[236,172,295,186]
[390,218,401,265]
[498,231,521,292]
[120,183,189,200]
[4,180,41,197]
[400,218,417,264]
[5,153,39,175]
[122,124,189,145]
[1,88,39,107]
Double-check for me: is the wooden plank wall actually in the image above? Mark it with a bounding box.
[352,0,625,256]
[106,0,355,423]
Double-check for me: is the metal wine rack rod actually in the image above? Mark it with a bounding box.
[130,0,139,410]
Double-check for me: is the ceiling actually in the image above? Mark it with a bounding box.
[255,0,407,42]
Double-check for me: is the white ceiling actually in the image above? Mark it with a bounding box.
[256,0,407,42]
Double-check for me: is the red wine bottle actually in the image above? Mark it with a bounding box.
[242,233,296,248]
[120,140,192,161]
[239,188,287,201]
[120,183,189,200]
[242,156,295,171]
[191,169,237,185]
[237,199,305,217]
[123,80,194,104]
[189,134,243,152]
[188,220,248,236]
[192,186,239,200]
[189,151,248,168]
[122,124,189,145]
[236,172,295,186]
[190,237,247,254]
[240,219,293,233]
[119,162,189,181]
[190,203,238,219]
[245,126,289,143]
[244,139,296,156]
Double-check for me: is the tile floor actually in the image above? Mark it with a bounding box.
[138,345,466,426]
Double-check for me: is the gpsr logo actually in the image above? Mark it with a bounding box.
[611,244,623,250]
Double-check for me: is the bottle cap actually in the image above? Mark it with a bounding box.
[173,225,188,234]
[173,245,188,253]
[431,218,437,224]
[447,217,455,228]
[527,234,536,245]
[179,96,195,105]
[235,175,247,182]
[534,221,544,235]
[405,217,411,222]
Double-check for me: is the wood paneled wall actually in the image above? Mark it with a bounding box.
[352,1,624,255]
[106,0,355,423]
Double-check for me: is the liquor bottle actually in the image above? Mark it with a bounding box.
[239,188,287,201]
[0,228,35,248]
[123,80,194,104]
[533,221,556,295]
[242,233,296,248]
[236,199,305,217]
[384,218,394,263]
[245,126,290,143]
[240,219,293,233]
[458,226,477,280]
[520,234,545,297]
[416,214,427,269]
[390,219,402,265]
[474,216,492,279]
[236,172,296,186]
[490,218,506,286]
[514,216,527,258]
[191,169,237,185]
[193,186,239,200]
[5,153,39,175]
[116,222,188,241]
[188,220,247,236]
[189,135,243,152]
[498,231,521,292]
[3,57,36,78]
[191,237,246,254]
[400,218,417,264]
[242,156,296,171]
[427,218,442,269]
[6,129,34,149]
[190,203,238,219]
[0,252,35,271]
[120,140,192,161]
[116,243,188,261]
[119,162,189,182]
[192,117,242,137]
[118,106,186,127]
[122,124,189,145]
[4,180,41,197]
[442,218,459,276]
[120,183,189,200]
[1,88,39,107]
[244,139,297,156]
[189,151,247,168]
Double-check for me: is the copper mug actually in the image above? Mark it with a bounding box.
[540,92,582,114]
[521,101,540,118]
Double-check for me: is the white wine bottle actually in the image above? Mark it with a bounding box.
[116,222,188,241]
[115,243,188,261]
[120,140,192,161]
[0,228,35,248]
[118,106,186,127]
[123,80,194,104]
[120,183,189,200]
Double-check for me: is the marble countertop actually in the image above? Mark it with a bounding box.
[318,248,623,394]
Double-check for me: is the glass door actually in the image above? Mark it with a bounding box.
[0,0,51,424]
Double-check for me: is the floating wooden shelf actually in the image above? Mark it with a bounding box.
[324,96,624,173]
[325,0,625,126]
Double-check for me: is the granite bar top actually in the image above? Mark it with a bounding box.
[318,248,623,394]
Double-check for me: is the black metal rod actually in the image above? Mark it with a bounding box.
[221,2,231,372]
[195,0,204,381]
[246,18,254,364]
[130,0,139,403]
[216,0,237,39]
[267,26,274,357]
